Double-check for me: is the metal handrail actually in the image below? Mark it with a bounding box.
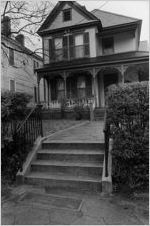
[15,104,43,145]
[17,105,37,132]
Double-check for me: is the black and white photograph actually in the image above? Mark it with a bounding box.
[1,0,149,225]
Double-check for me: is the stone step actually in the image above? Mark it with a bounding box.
[31,160,103,177]
[42,142,104,150]
[37,149,104,163]
[25,172,102,193]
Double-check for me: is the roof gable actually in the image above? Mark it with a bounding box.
[38,1,99,34]
[91,9,140,27]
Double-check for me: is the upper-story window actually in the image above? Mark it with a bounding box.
[9,48,14,66]
[63,9,72,22]
[49,32,90,62]
[54,37,63,61]
[102,37,114,55]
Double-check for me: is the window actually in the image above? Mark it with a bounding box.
[77,76,86,98]
[75,34,84,58]
[63,9,71,22]
[102,37,114,55]
[49,32,90,62]
[9,48,14,65]
[33,60,39,70]
[57,79,65,100]
[10,79,15,92]
[54,37,63,61]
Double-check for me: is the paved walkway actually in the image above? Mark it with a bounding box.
[42,120,84,136]
[45,121,104,143]
[2,185,149,225]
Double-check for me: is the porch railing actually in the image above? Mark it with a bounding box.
[42,97,95,110]
[103,109,110,177]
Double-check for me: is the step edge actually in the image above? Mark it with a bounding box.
[25,174,102,183]
[31,161,103,168]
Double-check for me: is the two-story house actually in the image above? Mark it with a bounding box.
[36,1,149,111]
[1,16,44,103]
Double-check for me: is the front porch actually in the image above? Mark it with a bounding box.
[36,51,149,113]
[37,66,124,111]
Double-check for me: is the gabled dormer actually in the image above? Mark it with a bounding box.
[37,1,102,64]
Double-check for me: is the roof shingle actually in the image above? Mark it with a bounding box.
[91,9,140,27]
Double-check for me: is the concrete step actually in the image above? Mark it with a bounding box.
[42,142,104,150]
[37,149,104,163]
[25,172,102,193]
[31,160,103,177]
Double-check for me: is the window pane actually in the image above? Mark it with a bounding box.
[102,37,114,54]
[10,80,15,92]
[75,34,83,46]
[55,38,62,49]
[9,49,14,65]
[63,9,71,21]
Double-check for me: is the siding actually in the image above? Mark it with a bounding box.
[1,37,44,102]
[47,3,89,30]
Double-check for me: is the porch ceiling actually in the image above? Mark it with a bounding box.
[36,51,149,74]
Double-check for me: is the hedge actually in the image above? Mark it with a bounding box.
[1,91,32,181]
[106,81,149,191]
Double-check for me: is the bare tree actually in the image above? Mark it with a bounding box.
[1,1,54,55]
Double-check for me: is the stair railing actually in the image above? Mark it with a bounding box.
[103,109,110,177]
[16,104,43,145]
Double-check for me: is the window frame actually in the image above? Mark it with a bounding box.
[63,8,72,22]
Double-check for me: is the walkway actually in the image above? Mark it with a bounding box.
[2,185,149,225]
[45,121,104,143]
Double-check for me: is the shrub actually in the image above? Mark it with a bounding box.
[106,82,149,191]
[1,91,32,182]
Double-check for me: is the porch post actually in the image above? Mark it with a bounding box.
[47,79,50,105]
[118,65,128,84]
[62,71,68,99]
[44,78,46,103]
[92,68,97,108]
[37,74,42,104]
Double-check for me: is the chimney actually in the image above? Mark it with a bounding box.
[1,16,11,37]
[15,34,25,46]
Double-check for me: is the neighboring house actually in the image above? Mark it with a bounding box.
[1,17,44,103]
[36,1,149,109]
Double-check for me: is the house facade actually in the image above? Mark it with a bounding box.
[36,1,149,109]
[1,18,44,103]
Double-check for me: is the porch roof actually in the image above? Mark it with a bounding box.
[36,51,149,74]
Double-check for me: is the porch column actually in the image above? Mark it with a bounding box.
[92,68,97,107]
[47,79,50,105]
[62,72,68,98]
[117,65,128,84]
[99,74,105,107]
[44,78,46,102]
[37,74,41,104]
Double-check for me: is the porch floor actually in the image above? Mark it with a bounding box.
[44,121,104,143]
